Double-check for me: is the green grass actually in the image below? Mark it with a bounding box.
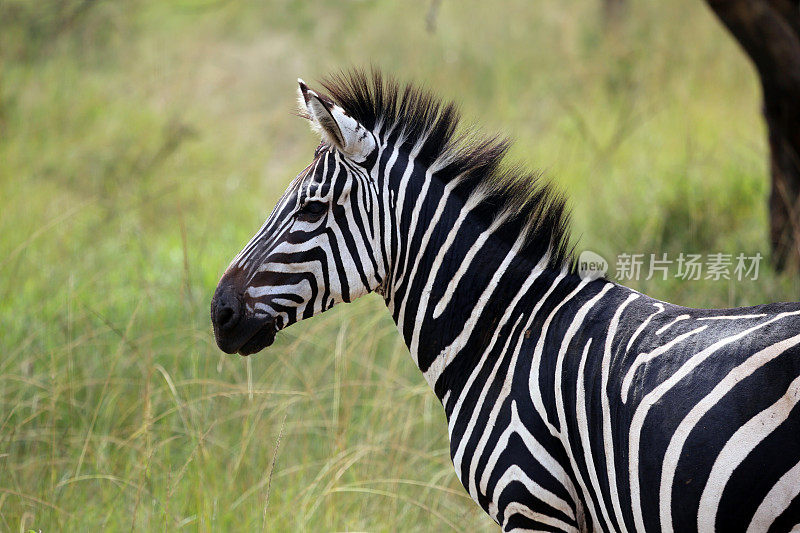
[1,0,799,530]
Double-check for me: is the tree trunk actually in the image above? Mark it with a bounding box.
[705,0,800,271]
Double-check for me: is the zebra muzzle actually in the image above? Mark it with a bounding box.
[212,281,278,355]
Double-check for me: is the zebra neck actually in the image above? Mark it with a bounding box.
[378,159,584,402]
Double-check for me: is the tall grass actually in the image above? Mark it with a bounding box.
[1,0,798,530]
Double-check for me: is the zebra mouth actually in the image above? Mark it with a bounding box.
[237,319,278,356]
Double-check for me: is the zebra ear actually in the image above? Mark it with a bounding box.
[297,79,375,162]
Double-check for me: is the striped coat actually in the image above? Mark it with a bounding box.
[211,70,800,532]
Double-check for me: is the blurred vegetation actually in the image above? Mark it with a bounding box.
[1,0,799,530]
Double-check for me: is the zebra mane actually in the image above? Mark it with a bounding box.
[320,69,575,272]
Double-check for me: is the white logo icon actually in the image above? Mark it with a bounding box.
[578,250,608,281]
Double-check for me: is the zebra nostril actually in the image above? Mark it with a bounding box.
[213,286,242,332]
[217,306,235,329]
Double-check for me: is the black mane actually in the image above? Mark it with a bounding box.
[320,69,575,272]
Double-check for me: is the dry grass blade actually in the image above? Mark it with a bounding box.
[262,413,288,532]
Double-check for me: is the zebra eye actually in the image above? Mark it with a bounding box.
[297,200,327,221]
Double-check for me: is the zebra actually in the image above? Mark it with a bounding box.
[210,70,800,532]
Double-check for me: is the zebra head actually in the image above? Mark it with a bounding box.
[211,80,382,355]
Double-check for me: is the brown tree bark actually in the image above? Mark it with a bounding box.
[705,0,800,270]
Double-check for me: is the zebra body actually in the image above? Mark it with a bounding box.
[211,71,800,532]
[442,280,800,532]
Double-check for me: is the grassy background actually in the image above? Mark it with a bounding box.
[2,0,798,530]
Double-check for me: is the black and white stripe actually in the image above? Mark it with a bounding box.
[211,70,800,532]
